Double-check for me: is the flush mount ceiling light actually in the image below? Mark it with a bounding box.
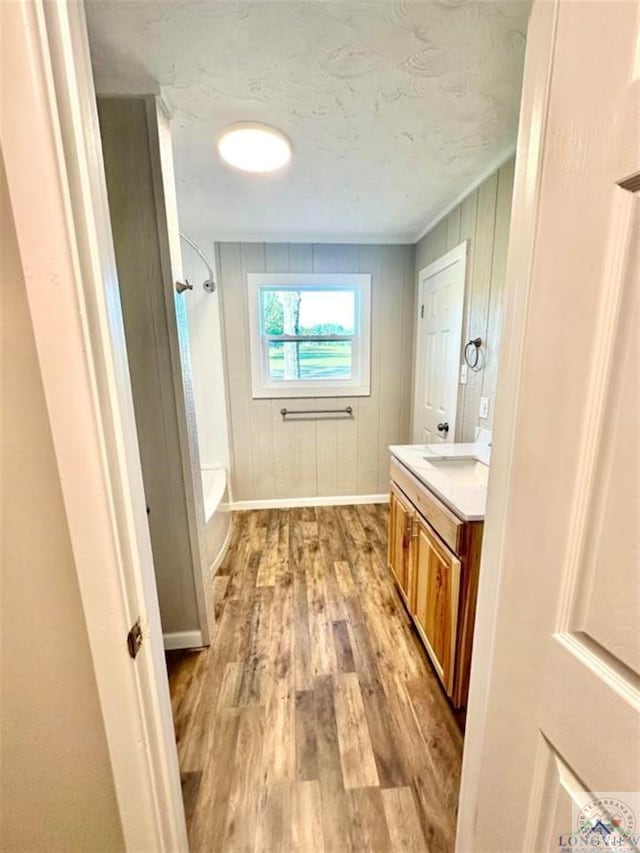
[217,122,291,173]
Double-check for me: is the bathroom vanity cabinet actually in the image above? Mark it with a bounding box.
[388,455,484,708]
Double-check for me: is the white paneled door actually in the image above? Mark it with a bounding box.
[459,1,640,850]
[412,242,467,444]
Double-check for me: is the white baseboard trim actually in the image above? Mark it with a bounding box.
[208,520,235,581]
[225,493,390,511]
[163,630,204,651]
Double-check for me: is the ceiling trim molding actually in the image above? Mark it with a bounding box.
[411,144,517,245]
[211,232,415,245]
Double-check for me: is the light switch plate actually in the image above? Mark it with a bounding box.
[460,363,468,385]
[479,396,490,419]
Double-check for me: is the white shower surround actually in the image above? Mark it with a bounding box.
[181,236,231,586]
[182,241,230,476]
[86,0,529,243]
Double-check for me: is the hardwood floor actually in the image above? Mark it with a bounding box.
[166,505,463,852]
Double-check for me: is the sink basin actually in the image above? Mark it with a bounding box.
[390,442,490,520]
[423,455,489,486]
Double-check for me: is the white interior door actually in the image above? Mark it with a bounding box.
[459,2,640,850]
[412,242,467,444]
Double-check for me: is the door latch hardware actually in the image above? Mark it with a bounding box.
[437,422,449,434]
[127,618,143,659]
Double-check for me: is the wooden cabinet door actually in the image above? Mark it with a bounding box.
[413,517,461,695]
[388,485,414,605]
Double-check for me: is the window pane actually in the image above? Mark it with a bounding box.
[261,288,355,336]
[268,340,352,381]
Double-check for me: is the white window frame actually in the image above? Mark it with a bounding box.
[247,272,371,399]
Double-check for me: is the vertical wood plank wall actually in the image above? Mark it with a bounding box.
[98,97,200,635]
[414,157,515,441]
[217,243,415,501]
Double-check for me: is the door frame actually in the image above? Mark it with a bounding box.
[2,0,560,847]
[456,1,559,849]
[2,1,188,849]
[412,241,467,444]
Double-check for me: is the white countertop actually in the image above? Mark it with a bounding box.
[389,442,491,521]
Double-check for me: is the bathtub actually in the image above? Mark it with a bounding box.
[200,465,231,584]
[201,464,227,523]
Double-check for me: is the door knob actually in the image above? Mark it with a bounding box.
[437,422,449,434]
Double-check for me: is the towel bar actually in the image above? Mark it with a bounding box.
[280,406,353,418]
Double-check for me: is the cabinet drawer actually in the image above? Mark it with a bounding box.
[390,457,463,554]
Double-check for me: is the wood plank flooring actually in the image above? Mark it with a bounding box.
[166,505,463,852]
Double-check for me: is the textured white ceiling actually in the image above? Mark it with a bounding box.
[86,0,529,243]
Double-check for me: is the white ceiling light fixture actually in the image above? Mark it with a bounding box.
[217,122,291,173]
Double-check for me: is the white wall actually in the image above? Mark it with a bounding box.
[182,239,230,471]
[415,157,515,441]
[0,155,124,852]
[217,242,415,502]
